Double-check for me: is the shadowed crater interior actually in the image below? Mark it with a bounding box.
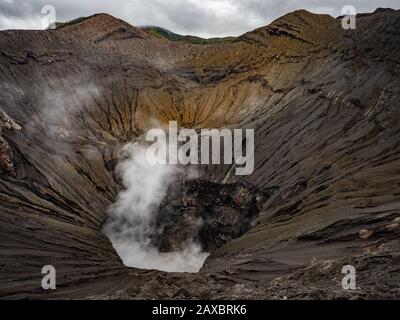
[151,180,265,253]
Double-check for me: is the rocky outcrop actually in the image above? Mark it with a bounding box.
[152,180,264,252]
[0,109,21,173]
[0,9,399,299]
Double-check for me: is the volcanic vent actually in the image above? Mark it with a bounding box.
[101,135,264,273]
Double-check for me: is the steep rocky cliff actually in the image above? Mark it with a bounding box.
[0,9,399,299]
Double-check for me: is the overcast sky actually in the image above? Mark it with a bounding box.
[0,0,399,38]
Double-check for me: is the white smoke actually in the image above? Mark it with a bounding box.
[102,140,209,273]
[36,80,100,137]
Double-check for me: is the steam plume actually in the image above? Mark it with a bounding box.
[102,140,209,273]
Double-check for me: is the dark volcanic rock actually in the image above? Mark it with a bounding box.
[152,180,264,252]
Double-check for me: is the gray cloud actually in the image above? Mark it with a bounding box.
[0,0,399,37]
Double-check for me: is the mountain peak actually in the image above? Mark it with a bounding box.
[58,13,152,42]
[240,10,339,46]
